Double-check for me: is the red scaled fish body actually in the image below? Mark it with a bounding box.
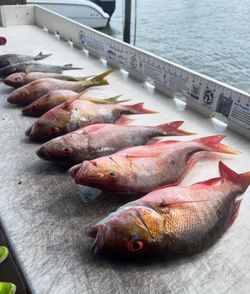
[22,90,127,117]
[89,162,250,257]
[4,72,86,88]
[26,101,156,142]
[69,135,239,194]
[36,121,193,165]
[7,69,115,106]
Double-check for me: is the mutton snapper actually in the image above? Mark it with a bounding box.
[88,162,250,257]
[7,69,115,106]
[26,99,157,142]
[0,52,51,69]
[37,121,194,165]
[69,135,239,194]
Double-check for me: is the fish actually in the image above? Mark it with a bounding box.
[36,121,194,165]
[22,89,128,117]
[88,161,250,257]
[7,69,115,106]
[0,52,51,69]
[26,99,157,142]
[0,62,82,78]
[69,135,239,194]
[4,72,92,88]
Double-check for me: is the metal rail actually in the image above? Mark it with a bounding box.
[1,4,249,139]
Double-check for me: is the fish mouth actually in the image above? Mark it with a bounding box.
[7,94,17,104]
[22,105,33,115]
[25,125,33,137]
[68,161,96,184]
[88,224,107,254]
[68,163,82,178]
[36,146,51,161]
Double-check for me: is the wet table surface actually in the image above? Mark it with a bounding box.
[0,25,250,294]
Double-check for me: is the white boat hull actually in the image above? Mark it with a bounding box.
[27,1,109,28]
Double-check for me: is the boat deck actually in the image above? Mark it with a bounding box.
[0,7,250,294]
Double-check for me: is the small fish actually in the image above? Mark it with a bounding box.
[0,62,82,78]
[26,99,157,142]
[7,69,115,106]
[69,135,239,194]
[88,162,250,257]
[36,121,193,165]
[22,89,128,117]
[0,52,51,69]
[4,72,91,88]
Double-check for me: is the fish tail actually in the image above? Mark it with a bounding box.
[193,135,240,154]
[219,161,250,192]
[155,121,196,136]
[124,102,158,114]
[34,52,52,60]
[63,64,83,70]
[82,95,130,104]
[84,68,117,87]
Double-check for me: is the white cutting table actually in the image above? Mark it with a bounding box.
[0,5,250,294]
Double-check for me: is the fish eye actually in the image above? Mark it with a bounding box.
[20,92,26,97]
[129,240,144,252]
[51,127,58,133]
[64,147,72,153]
[109,171,116,177]
[15,77,21,81]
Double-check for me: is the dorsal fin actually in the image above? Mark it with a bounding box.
[63,89,88,110]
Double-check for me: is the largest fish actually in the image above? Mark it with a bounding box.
[88,162,250,257]
[37,121,193,165]
[69,135,239,194]
[0,62,82,78]
[26,99,157,142]
[0,52,51,69]
[7,69,115,106]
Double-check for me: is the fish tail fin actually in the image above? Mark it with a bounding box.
[124,102,158,114]
[34,52,52,60]
[155,121,196,136]
[219,161,250,192]
[81,95,130,104]
[85,68,117,87]
[193,135,240,154]
[63,89,89,109]
[63,64,83,70]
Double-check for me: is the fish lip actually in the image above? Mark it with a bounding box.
[89,224,106,254]
[7,94,16,104]
[68,163,82,179]
[36,146,51,161]
[25,125,33,136]
[22,106,31,115]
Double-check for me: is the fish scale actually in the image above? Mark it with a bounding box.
[70,137,232,194]
[27,101,157,142]
[159,185,236,254]
[88,162,250,257]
